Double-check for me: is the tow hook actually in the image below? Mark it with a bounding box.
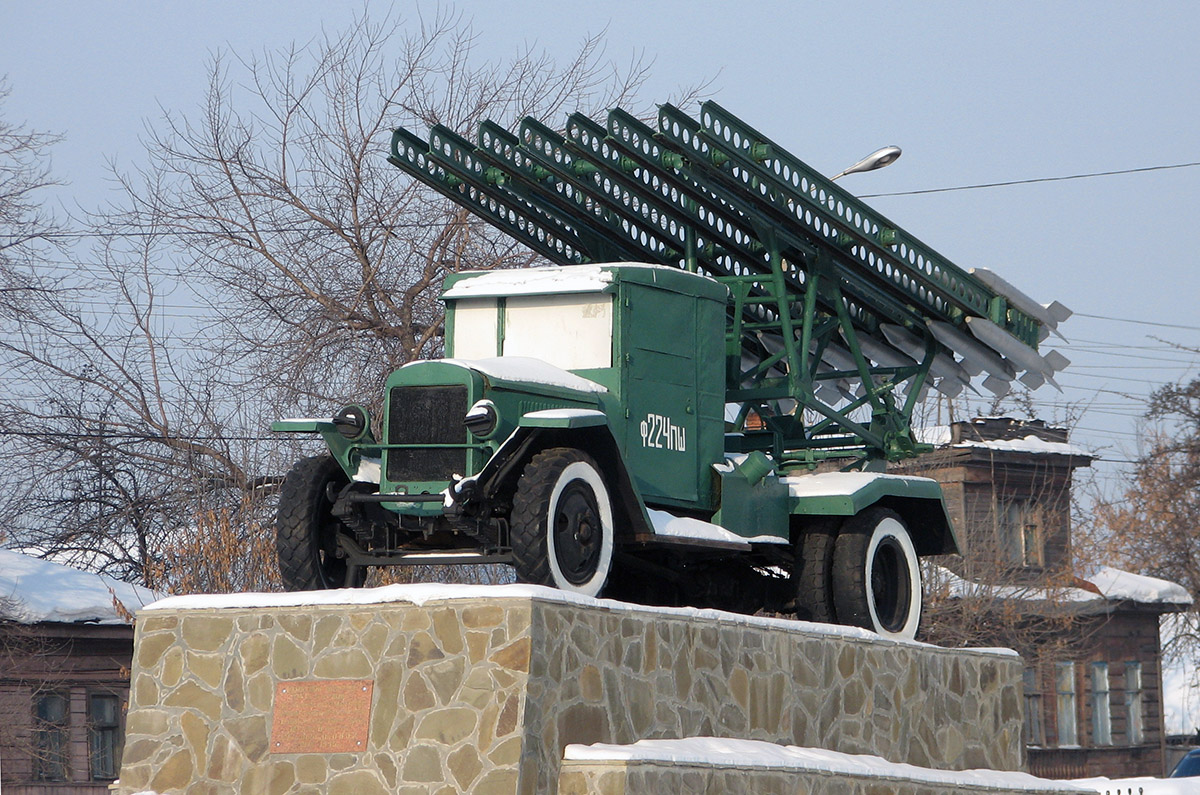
[443,475,479,520]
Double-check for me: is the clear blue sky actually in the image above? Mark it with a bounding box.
[4,1,1199,492]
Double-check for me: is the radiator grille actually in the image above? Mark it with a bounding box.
[386,385,468,482]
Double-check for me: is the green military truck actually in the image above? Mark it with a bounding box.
[272,103,1069,641]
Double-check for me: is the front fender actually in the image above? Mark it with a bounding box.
[476,421,650,541]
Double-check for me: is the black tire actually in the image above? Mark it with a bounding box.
[831,508,922,640]
[510,448,614,597]
[794,517,840,623]
[276,455,365,591]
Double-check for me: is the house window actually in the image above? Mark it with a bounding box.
[1055,662,1077,746]
[998,497,1043,567]
[33,691,70,781]
[89,693,121,780]
[1023,667,1045,745]
[1126,662,1144,745]
[1091,662,1112,745]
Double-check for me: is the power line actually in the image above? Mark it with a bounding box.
[1074,313,1200,333]
[8,160,1198,242]
[859,161,1200,198]
[17,220,462,242]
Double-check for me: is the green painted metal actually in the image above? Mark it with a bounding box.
[786,476,947,516]
[387,103,1047,472]
[437,263,727,511]
[518,411,608,429]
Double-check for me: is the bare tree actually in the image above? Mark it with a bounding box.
[1091,377,1200,666]
[114,8,676,416]
[0,233,277,585]
[0,78,62,285]
[0,11,704,591]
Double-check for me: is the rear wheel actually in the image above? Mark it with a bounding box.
[276,455,365,591]
[794,517,840,623]
[510,448,614,597]
[832,508,922,640]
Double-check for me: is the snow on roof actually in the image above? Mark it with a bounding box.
[441,262,708,299]
[1088,567,1192,606]
[441,265,615,298]
[0,549,161,625]
[141,582,1016,657]
[563,737,1087,793]
[935,565,1192,607]
[916,425,1094,458]
[418,357,606,393]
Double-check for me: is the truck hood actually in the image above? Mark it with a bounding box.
[403,356,607,395]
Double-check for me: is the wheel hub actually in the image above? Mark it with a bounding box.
[871,536,911,633]
[553,482,603,585]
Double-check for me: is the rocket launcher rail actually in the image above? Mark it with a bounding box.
[388,102,1070,466]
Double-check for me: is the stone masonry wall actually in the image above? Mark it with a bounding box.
[557,759,1091,795]
[519,602,1022,793]
[116,586,1024,794]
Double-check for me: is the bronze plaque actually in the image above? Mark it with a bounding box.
[270,679,373,754]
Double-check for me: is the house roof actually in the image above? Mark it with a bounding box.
[934,565,1192,610]
[0,549,161,624]
[916,424,1095,460]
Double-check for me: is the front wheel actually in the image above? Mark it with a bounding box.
[831,508,922,640]
[276,455,366,591]
[510,448,615,597]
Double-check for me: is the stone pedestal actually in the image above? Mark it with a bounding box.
[116,585,1024,794]
[558,754,1091,795]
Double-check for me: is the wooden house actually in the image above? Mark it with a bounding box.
[0,551,158,793]
[898,417,1191,778]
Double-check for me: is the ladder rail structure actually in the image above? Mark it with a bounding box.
[388,101,1070,469]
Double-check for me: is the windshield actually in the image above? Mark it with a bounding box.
[450,293,613,371]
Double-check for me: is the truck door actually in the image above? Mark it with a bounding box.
[623,285,707,507]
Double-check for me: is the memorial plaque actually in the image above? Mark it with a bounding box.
[270,679,373,753]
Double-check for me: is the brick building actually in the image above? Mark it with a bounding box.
[899,417,1191,779]
[0,550,158,794]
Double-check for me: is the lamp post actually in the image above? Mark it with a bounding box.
[831,146,902,181]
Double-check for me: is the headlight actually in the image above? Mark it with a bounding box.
[333,404,370,440]
[464,399,499,439]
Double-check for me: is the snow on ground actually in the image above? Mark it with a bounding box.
[0,549,161,624]
[1069,777,1197,794]
[564,737,1087,792]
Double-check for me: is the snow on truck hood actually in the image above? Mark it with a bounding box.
[408,356,607,393]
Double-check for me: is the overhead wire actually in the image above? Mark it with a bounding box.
[858,161,1200,198]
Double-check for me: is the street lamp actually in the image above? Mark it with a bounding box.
[830,146,902,181]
